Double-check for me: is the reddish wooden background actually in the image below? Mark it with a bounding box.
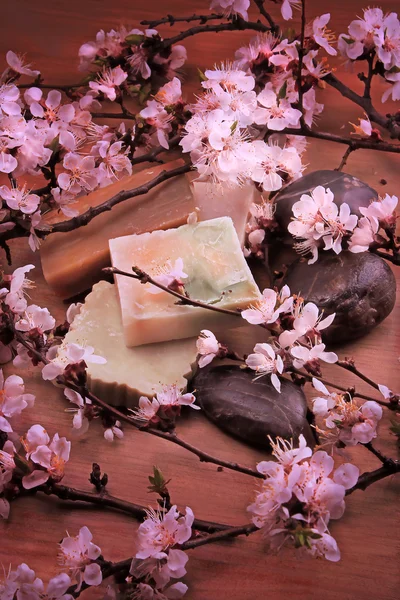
[0,1,399,599]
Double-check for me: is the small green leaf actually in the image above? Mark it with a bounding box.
[125,34,145,45]
[230,120,238,134]
[197,68,207,82]
[277,80,287,101]
[147,466,171,495]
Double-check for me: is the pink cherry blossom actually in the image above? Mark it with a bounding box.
[28,210,44,252]
[242,286,293,325]
[245,343,284,392]
[4,50,40,78]
[360,194,398,227]
[0,183,40,214]
[131,396,161,423]
[58,152,98,195]
[27,89,77,150]
[250,140,303,192]
[281,0,300,21]
[196,330,220,368]
[22,431,71,489]
[45,573,73,599]
[42,342,106,381]
[51,187,79,218]
[15,304,56,335]
[291,302,336,342]
[155,385,199,411]
[3,263,34,313]
[203,63,255,93]
[0,563,44,600]
[0,370,35,433]
[255,84,302,131]
[140,100,174,149]
[310,14,337,56]
[210,0,250,21]
[351,115,373,137]
[149,258,188,294]
[234,33,290,71]
[89,66,128,101]
[136,505,194,560]
[154,77,182,106]
[382,71,400,102]
[0,83,21,116]
[59,526,102,591]
[348,215,378,253]
[94,140,132,185]
[64,388,91,435]
[104,421,124,442]
[338,8,385,61]
[290,342,338,371]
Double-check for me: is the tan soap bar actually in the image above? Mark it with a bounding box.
[54,281,198,407]
[189,180,255,245]
[109,216,261,347]
[40,160,195,298]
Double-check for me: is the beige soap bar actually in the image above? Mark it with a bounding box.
[40,160,195,299]
[54,281,198,407]
[189,180,256,245]
[110,216,261,347]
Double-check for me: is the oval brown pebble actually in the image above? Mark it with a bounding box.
[192,365,316,450]
[281,251,396,344]
[274,170,378,230]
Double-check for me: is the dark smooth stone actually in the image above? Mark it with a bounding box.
[282,251,396,344]
[192,365,316,449]
[274,170,378,230]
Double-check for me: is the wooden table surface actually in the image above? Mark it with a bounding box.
[1,1,399,599]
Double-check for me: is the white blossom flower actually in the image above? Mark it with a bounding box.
[0,563,44,600]
[359,194,398,226]
[58,152,98,195]
[196,330,220,368]
[0,83,21,116]
[202,62,255,93]
[104,421,124,442]
[242,286,293,326]
[42,342,106,381]
[245,343,284,392]
[46,573,73,600]
[338,8,385,61]
[290,343,338,370]
[5,50,40,78]
[281,0,300,21]
[234,33,290,71]
[310,14,337,56]
[2,263,34,314]
[291,302,335,342]
[15,304,55,336]
[89,66,128,101]
[0,183,40,214]
[250,140,303,192]
[382,70,400,102]
[0,370,35,433]
[348,215,378,253]
[64,388,91,435]
[351,115,373,137]
[255,84,302,131]
[210,0,250,21]
[22,430,71,489]
[155,385,199,411]
[148,258,188,294]
[136,505,194,560]
[59,526,102,591]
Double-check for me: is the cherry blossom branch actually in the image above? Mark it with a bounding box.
[104,266,241,317]
[17,82,83,91]
[370,248,400,266]
[252,0,278,32]
[335,359,381,392]
[288,367,391,407]
[346,460,400,495]
[362,442,390,464]
[181,522,258,550]
[322,72,400,140]
[280,126,400,154]
[140,13,225,28]
[42,163,192,236]
[297,0,307,121]
[336,146,355,171]
[34,482,231,533]
[159,18,270,50]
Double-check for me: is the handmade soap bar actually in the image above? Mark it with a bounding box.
[40,160,195,298]
[189,180,256,245]
[55,281,198,407]
[109,216,261,347]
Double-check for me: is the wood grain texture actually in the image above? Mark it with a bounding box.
[0,1,399,598]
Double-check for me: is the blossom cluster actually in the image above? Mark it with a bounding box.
[338,8,400,102]
[129,505,193,599]
[311,378,383,448]
[0,424,70,518]
[78,26,186,87]
[131,385,200,428]
[248,435,359,561]
[0,563,74,600]
[287,185,399,263]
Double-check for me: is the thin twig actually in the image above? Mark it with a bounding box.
[43,163,192,235]
[297,0,306,123]
[182,522,258,550]
[346,460,400,495]
[336,146,354,171]
[362,442,389,464]
[336,359,380,391]
[140,13,225,28]
[159,18,270,50]
[37,482,231,533]
[252,0,278,32]
[105,266,241,317]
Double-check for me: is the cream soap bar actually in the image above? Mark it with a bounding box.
[109,216,261,347]
[57,281,198,407]
[40,160,195,299]
[189,180,256,245]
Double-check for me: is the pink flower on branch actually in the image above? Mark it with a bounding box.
[89,66,128,101]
